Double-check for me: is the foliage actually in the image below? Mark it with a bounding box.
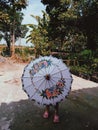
[0,0,28,56]
[74,0,98,51]
[26,11,52,57]
[41,0,81,51]
[91,58,98,72]
[62,32,87,53]
[14,46,35,62]
[79,49,92,60]
[71,63,98,82]
[15,47,34,56]
[41,0,98,53]
[68,50,98,82]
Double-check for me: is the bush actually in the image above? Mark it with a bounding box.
[70,65,92,80]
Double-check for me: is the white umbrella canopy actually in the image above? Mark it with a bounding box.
[21,56,73,105]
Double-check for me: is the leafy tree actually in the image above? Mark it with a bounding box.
[26,11,51,58]
[75,0,98,51]
[41,0,98,53]
[41,0,84,52]
[0,0,28,56]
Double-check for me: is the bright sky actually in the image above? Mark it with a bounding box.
[1,0,46,46]
[18,0,46,46]
[22,0,46,24]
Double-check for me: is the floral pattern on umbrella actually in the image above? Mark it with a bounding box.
[21,56,73,105]
[29,60,52,77]
[40,78,65,99]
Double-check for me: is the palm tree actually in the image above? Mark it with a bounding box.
[26,11,50,58]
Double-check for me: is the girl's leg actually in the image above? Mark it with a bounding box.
[53,103,60,123]
[54,103,59,115]
[43,105,50,118]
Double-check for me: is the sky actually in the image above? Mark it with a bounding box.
[22,0,46,25]
[1,0,46,46]
[17,0,46,46]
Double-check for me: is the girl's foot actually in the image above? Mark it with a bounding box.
[53,115,60,123]
[43,111,49,119]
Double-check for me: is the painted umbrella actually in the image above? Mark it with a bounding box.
[21,56,73,105]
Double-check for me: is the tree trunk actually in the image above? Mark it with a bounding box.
[7,41,11,56]
[11,32,15,57]
[5,32,11,56]
[11,19,15,57]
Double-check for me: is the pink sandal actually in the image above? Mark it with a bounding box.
[53,115,60,123]
[43,111,49,119]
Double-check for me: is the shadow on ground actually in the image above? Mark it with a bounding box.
[0,87,98,130]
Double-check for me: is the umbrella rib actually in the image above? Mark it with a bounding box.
[49,78,56,87]
[24,67,45,77]
[47,65,51,75]
[50,68,69,76]
[38,69,45,75]
[48,79,52,88]
[32,77,44,83]
[51,78,57,83]
[22,75,45,78]
[51,75,61,79]
[31,78,46,98]
[41,79,48,105]
[48,64,58,75]
[44,80,48,89]
[34,78,46,90]
[22,76,32,78]
[23,83,33,89]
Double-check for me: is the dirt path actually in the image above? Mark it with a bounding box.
[0,58,27,104]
